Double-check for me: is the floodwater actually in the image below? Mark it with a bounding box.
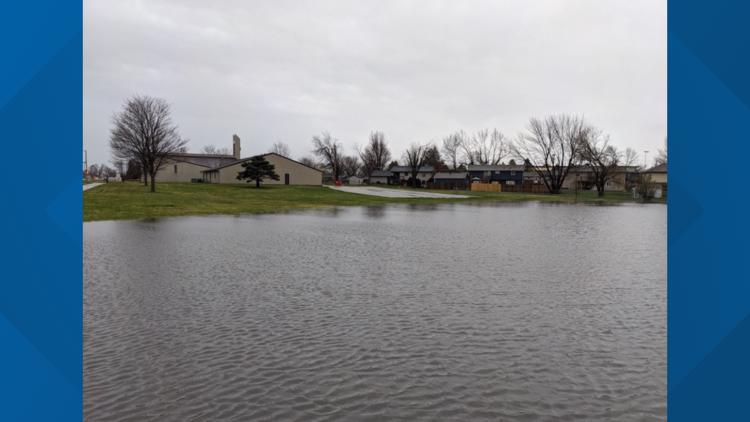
[84,202,666,421]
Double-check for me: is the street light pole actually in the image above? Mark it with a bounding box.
[643,150,649,169]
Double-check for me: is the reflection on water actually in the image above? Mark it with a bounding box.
[363,205,387,219]
[84,202,666,421]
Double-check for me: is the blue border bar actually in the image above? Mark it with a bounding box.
[669,0,750,420]
[0,1,82,421]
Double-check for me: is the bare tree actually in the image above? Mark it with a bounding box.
[461,129,507,165]
[102,164,117,178]
[110,96,186,192]
[111,159,125,179]
[403,143,426,187]
[441,131,465,169]
[358,131,392,178]
[312,132,344,182]
[637,173,655,201]
[341,155,361,178]
[512,114,587,194]
[202,145,230,155]
[460,131,478,165]
[270,141,292,157]
[480,129,507,165]
[298,156,319,169]
[579,128,621,197]
[623,147,639,168]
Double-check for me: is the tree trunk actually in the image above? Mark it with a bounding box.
[143,172,148,186]
[150,172,156,192]
[256,178,260,188]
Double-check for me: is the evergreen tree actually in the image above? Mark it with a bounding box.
[236,155,280,188]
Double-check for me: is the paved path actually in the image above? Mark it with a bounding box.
[83,183,104,191]
[328,185,470,199]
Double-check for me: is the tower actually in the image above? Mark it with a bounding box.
[232,134,241,159]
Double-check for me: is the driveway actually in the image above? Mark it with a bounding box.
[83,183,104,191]
[329,185,470,199]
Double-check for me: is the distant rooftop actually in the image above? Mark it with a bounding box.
[168,152,237,168]
[467,164,525,172]
[434,172,468,179]
[390,165,434,173]
[643,163,667,173]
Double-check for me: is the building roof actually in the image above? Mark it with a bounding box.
[168,152,237,168]
[202,152,323,173]
[434,172,468,179]
[566,165,640,173]
[370,170,393,177]
[467,164,525,172]
[389,165,434,173]
[643,163,667,173]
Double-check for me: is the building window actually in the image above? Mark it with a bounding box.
[174,165,178,174]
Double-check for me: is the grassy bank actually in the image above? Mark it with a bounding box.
[83,182,657,222]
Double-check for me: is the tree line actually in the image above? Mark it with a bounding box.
[300,114,657,196]
[106,95,663,196]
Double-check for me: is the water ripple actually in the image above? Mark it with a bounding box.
[85,203,666,421]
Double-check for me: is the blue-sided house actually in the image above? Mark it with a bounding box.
[467,164,525,187]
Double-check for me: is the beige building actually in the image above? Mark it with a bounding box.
[155,153,237,183]
[561,166,640,192]
[202,153,323,185]
[155,134,241,183]
[155,134,322,186]
[642,163,667,186]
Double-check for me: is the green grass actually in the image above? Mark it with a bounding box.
[83,182,658,222]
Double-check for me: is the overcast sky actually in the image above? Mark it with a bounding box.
[84,0,666,167]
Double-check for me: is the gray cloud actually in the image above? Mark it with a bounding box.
[85,0,666,166]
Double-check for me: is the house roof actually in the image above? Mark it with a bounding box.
[202,152,323,173]
[566,165,640,173]
[168,152,237,168]
[643,163,667,173]
[434,172,468,179]
[389,165,434,173]
[370,170,393,177]
[467,164,525,172]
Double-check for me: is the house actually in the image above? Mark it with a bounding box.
[368,170,393,185]
[432,172,469,189]
[389,165,435,186]
[562,166,640,192]
[641,163,667,187]
[154,135,241,182]
[346,175,364,185]
[202,152,323,185]
[467,165,524,187]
